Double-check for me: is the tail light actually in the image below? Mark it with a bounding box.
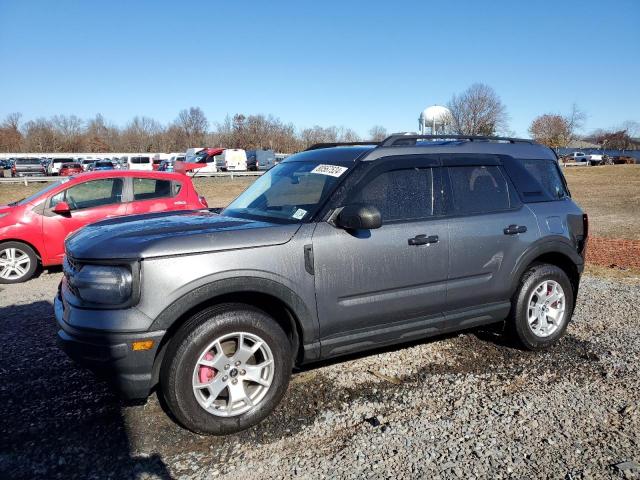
[199,195,208,208]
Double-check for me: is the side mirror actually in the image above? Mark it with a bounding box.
[53,201,71,216]
[335,204,382,230]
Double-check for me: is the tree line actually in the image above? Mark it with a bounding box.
[0,108,386,154]
[1,83,637,153]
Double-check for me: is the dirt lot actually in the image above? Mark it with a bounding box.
[1,165,638,239]
[563,165,640,240]
[0,271,639,479]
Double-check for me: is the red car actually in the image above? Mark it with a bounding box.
[59,162,84,176]
[0,170,208,283]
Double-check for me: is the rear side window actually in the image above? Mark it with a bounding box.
[519,159,568,199]
[133,178,173,200]
[448,166,513,214]
[131,157,150,164]
[351,168,435,222]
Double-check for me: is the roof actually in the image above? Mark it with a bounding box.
[69,170,188,181]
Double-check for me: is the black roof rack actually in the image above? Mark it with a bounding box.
[305,141,379,151]
[380,134,536,147]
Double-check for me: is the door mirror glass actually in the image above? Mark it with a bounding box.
[336,204,382,230]
[53,201,71,216]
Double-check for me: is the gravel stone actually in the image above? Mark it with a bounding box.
[0,272,639,479]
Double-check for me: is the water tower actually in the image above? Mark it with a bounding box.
[419,105,451,134]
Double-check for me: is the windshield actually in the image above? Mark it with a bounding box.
[16,159,41,165]
[9,178,69,206]
[223,160,350,223]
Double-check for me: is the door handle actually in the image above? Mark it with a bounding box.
[504,225,527,235]
[408,234,439,246]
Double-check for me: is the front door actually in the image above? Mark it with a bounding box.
[312,158,449,357]
[42,177,126,262]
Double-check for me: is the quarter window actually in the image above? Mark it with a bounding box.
[132,178,173,201]
[448,166,512,214]
[352,168,435,222]
[51,179,124,210]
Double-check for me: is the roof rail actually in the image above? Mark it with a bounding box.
[380,134,536,147]
[305,141,380,151]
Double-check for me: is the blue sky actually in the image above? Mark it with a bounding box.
[0,0,638,137]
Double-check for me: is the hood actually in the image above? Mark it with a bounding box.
[66,210,300,261]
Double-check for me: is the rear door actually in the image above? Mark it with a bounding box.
[442,155,538,316]
[126,176,186,214]
[41,177,126,262]
[312,156,449,357]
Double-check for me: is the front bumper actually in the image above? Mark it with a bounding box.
[55,292,165,400]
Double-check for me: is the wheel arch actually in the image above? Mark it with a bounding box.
[148,277,316,388]
[0,237,43,262]
[511,239,583,304]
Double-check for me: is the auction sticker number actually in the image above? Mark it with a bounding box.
[310,164,348,177]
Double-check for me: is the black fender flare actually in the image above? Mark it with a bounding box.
[148,276,318,346]
[509,236,583,297]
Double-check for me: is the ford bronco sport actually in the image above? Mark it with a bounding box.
[55,135,587,434]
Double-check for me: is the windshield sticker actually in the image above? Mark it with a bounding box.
[310,164,348,177]
[292,208,307,220]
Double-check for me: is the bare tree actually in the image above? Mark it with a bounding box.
[175,107,209,146]
[0,113,23,152]
[528,114,571,149]
[369,125,388,142]
[529,104,586,149]
[447,83,508,135]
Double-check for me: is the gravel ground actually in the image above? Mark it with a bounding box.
[0,270,639,479]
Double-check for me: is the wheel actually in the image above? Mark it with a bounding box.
[160,303,292,435]
[0,242,38,283]
[508,263,574,350]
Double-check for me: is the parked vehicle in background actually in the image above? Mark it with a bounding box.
[274,153,289,165]
[12,158,47,177]
[587,154,610,166]
[48,157,76,176]
[189,148,223,174]
[185,147,205,163]
[564,152,589,164]
[128,156,153,171]
[55,134,587,435]
[158,159,175,172]
[246,149,276,171]
[0,170,208,283]
[80,159,95,171]
[59,163,84,176]
[90,160,115,171]
[152,155,164,171]
[215,148,247,172]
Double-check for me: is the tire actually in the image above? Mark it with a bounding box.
[508,263,574,350]
[160,303,292,435]
[0,241,38,284]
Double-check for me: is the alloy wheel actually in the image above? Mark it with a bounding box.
[0,247,31,281]
[192,332,274,417]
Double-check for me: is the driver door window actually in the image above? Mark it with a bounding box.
[50,179,124,210]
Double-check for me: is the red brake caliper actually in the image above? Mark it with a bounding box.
[199,352,216,383]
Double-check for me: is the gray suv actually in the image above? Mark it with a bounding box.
[55,135,588,434]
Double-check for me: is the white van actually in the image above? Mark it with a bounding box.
[128,155,153,171]
[215,149,247,172]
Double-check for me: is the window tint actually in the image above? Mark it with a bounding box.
[51,179,124,210]
[133,178,173,201]
[519,159,568,199]
[131,157,150,164]
[448,166,511,214]
[352,168,435,222]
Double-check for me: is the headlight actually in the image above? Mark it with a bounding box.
[71,265,132,305]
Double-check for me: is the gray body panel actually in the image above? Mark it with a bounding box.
[58,140,587,400]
